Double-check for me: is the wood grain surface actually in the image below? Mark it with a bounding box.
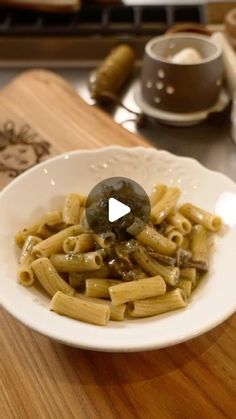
[0,70,235,419]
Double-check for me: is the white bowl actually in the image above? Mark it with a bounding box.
[0,146,236,352]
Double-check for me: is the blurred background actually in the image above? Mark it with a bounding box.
[0,0,236,179]
[0,1,235,64]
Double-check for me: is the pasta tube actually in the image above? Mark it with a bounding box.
[19,235,42,266]
[18,266,35,287]
[182,236,190,250]
[164,224,175,235]
[106,302,126,321]
[127,288,187,317]
[62,193,80,225]
[32,224,83,257]
[166,212,192,235]
[179,203,222,232]
[75,293,126,321]
[109,276,166,306]
[31,257,74,297]
[63,233,94,254]
[179,278,192,298]
[18,235,42,287]
[133,245,179,286]
[68,264,110,287]
[166,229,184,247]
[128,222,176,255]
[86,279,121,299]
[36,223,53,239]
[51,291,110,326]
[180,268,197,289]
[151,187,181,224]
[94,232,116,249]
[121,268,147,281]
[50,251,103,272]
[13,183,222,327]
[190,225,209,270]
[15,210,62,247]
[180,267,196,281]
[68,273,86,289]
[150,184,168,206]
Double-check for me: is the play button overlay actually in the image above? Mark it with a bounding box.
[85,177,150,235]
[108,198,131,222]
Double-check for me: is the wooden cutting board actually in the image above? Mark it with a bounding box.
[0,69,147,190]
[0,70,235,419]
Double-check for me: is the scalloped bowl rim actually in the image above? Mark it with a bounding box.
[0,146,236,352]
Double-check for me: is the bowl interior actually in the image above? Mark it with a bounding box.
[0,147,236,351]
[148,35,220,64]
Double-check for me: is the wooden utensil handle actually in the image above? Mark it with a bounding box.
[2,0,81,12]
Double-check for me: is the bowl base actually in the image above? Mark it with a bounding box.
[134,84,230,127]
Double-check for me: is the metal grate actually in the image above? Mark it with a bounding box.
[0,5,207,37]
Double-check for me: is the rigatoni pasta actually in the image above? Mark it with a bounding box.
[15,210,62,247]
[14,186,223,326]
[63,233,94,254]
[50,251,103,272]
[150,184,167,206]
[166,229,184,247]
[166,211,192,235]
[127,289,187,317]
[133,244,179,286]
[180,268,197,289]
[18,235,42,286]
[32,224,83,257]
[31,257,74,297]
[109,276,166,305]
[36,223,53,239]
[19,235,42,266]
[62,193,81,225]
[68,264,110,288]
[128,221,176,255]
[151,187,181,224]
[51,291,110,326]
[94,232,116,248]
[75,293,126,321]
[179,203,222,232]
[189,224,209,271]
[179,278,192,299]
[86,278,121,299]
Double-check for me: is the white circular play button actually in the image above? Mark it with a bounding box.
[85,177,150,235]
[108,197,131,223]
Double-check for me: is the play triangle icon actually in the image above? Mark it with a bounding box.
[108,197,131,223]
